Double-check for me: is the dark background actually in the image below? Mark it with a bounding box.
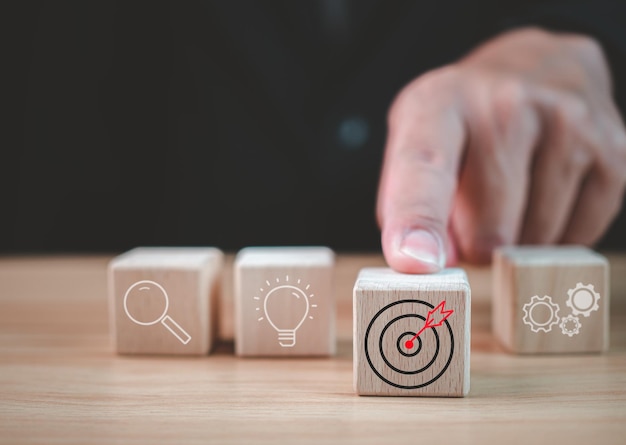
[4,1,626,254]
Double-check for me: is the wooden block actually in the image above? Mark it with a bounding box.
[108,247,223,355]
[353,268,471,397]
[234,247,335,356]
[493,246,609,354]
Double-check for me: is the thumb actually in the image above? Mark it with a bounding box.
[377,92,465,273]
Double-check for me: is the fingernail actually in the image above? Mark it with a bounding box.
[399,229,445,271]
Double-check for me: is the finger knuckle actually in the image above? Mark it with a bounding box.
[401,205,446,227]
[494,78,528,108]
[557,94,592,127]
[564,145,593,173]
[549,102,595,166]
[550,95,601,161]
[565,33,605,62]
[491,79,530,130]
[400,141,438,165]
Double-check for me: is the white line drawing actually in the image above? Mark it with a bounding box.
[523,282,601,337]
[254,275,316,347]
[566,283,600,317]
[559,314,582,337]
[522,295,560,333]
[123,280,192,345]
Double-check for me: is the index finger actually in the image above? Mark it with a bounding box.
[377,79,465,273]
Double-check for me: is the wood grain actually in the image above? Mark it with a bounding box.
[494,246,608,354]
[109,247,223,355]
[353,268,470,397]
[1,253,626,444]
[234,247,335,356]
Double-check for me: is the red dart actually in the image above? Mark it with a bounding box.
[405,301,454,350]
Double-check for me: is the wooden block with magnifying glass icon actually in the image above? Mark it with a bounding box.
[353,268,471,397]
[234,246,335,357]
[493,246,609,354]
[108,247,223,355]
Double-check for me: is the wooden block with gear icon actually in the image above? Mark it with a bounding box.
[353,268,471,397]
[493,246,609,354]
[108,247,224,355]
[234,246,335,357]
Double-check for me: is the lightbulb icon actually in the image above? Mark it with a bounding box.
[255,276,317,347]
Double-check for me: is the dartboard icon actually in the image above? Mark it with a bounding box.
[364,299,454,389]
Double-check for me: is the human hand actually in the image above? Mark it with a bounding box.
[378,27,626,273]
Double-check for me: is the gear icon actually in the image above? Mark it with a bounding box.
[566,283,600,317]
[559,314,582,337]
[522,295,561,333]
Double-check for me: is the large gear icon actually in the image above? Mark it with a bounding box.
[566,283,600,317]
[522,295,560,333]
[559,314,582,337]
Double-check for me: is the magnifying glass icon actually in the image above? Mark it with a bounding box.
[123,280,192,345]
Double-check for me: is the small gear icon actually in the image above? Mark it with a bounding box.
[566,283,600,317]
[559,314,582,337]
[522,295,560,333]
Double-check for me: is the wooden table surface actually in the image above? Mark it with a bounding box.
[1,253,625,444]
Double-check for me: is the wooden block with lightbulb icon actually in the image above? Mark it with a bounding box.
[493,246,609,354]
[234,246,335,356]
[353,268,471,397]
[108,247,224,355]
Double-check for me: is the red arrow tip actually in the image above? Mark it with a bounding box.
[408,300,455,346]
[425,300,454,328]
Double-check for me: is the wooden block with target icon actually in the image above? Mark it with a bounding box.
[234,246,335,357]
[353,268,471,397]
[108,247,223,355]
[493,246,609,354]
